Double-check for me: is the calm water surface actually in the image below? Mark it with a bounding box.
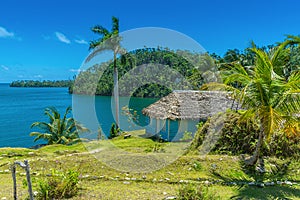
[0,83,156,148]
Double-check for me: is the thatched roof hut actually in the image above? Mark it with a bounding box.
[142,90,239,120]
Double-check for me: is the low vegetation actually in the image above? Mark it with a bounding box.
[29,106,90,145]
[0,131,300,199]
[190,110,300,158]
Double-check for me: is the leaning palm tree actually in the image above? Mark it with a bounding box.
[204,38,300,165]
[86,16,125,129]
[30,106,89,145]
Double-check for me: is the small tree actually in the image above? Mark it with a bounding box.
[30,106,90,145]
[109,123,120,139]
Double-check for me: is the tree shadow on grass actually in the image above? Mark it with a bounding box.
[239,157,292,183]
[209,157,300,199]
[231,185,300,200]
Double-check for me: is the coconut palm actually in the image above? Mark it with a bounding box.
[86,16,125,129]
[204,38,300,165]
[30,106,89,145]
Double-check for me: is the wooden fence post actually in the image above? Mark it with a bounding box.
[24,160,34,200]
[11,165,17,200]
[11,160,34,200]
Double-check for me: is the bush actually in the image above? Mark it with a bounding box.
[190,110,300,158]
[35,169,79,200]
[178,184,219,200]
[109,123,120,139]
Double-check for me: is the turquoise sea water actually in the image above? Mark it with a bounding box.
[0,83,156,148]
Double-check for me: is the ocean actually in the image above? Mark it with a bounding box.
[0,83,156,148]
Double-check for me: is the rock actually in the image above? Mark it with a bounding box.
[165,196,176,200]
[152,178,157,182]
[28,152,35,155]
[131,178,137,181]
[91,176,99,180]
[163,192,168,195]
[179,180,188,183]
[125,177,131,181]
[204,180,210,185]
[142,175,147,179]
[231,182,237,185]
[124,134,131,139]
[265,182,271,186]
[165,178,170,181]
[123,181,130,184]
[167,171,174,176]
[285,181,293,186]
[276,181,282,185]
[4,169,9,173]
[258,183,265,188]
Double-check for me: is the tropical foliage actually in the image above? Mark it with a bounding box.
[30,106,89,145]
[10,80,73,87]
[201,36,300,165]
[191,111,300,158]
[70,48,216,97]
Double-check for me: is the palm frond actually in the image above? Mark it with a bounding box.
[91,25,109,36]
[86,36,122,63]
[111,16,119,34]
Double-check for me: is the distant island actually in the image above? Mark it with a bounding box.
[10,80,73,88]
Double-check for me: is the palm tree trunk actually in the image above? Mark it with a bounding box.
[245,123,264,166]
[113,52,119,130]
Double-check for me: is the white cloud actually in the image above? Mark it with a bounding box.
[0,26,14,38]
[55,32,71,44]
[1,65,9,71]
[75,39,88,45]
[69,69,83,73]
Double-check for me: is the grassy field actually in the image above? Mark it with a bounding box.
[0,130,300,199]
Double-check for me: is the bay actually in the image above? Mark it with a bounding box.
[0,83,157,148]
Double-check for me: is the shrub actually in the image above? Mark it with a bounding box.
[35,169,79,200]
[190,110,300,158]
[178,184,218,200]
[109,123,120,139]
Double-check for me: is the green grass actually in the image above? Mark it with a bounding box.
[0,130,300,199]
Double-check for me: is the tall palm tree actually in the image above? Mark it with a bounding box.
[30,106,89,145]
[204,38,300,165]
[86,16,125,129]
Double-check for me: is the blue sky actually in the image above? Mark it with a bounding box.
[0,0,300,82]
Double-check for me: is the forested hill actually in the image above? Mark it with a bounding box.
[70,48,217,98]
[10,80,73,88]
